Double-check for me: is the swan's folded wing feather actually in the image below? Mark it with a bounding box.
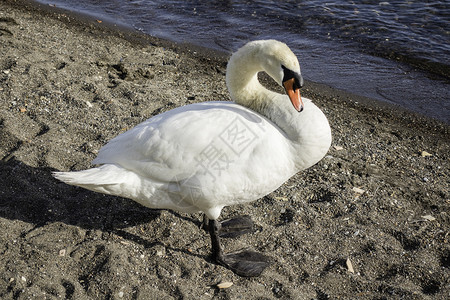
[92,102,288,186]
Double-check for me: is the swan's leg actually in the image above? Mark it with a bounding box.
[201,214,211,231]
[202,215,254,238]
[209,219,270,277]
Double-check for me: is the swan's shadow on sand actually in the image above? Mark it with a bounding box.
[0,158,206,259]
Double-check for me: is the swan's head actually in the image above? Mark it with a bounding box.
[228,40,305,112]
[257,40,304,112]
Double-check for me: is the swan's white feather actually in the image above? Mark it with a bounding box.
[53,40,332,220]
[55,101,299,219]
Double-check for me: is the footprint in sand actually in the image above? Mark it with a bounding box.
[0,16,18,36]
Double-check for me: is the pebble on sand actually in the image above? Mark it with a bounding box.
[346,258,355,274]
[217,281,233,289]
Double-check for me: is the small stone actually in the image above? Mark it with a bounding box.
[333,145,344,151]
[352,187,365,194]
[156,247,165,256]
[21,276,26,282]
[217,281,233,289]
[346,258,354,273]
[421,151,432,157]
[421,215,436,221]
[118,291,124,298]
[59,249,66,256]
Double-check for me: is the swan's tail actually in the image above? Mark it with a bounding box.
[54,164,205,215]
[53,164,133,196]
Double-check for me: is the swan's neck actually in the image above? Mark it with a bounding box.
[225,46,332,171]
[226,50,278,114]
[226,47,298,138]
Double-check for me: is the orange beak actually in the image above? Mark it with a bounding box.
[283,78,303,112]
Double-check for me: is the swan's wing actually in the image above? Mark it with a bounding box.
[92,102,292,191]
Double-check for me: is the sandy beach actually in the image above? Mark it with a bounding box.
[1,0,449,299]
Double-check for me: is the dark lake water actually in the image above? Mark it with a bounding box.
[37,0,450,123]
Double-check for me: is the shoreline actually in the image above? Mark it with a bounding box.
[20,0,450,128]
[31,0,450,125]
[1,0,449,299]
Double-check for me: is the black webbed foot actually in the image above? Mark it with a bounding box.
[217,249,271,277]
[208,219,270,277]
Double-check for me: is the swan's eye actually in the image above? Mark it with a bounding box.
[281,65,304,90]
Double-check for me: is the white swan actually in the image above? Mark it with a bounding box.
[54,40,332,277]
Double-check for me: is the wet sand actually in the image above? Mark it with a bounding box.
[1,0,449,299]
